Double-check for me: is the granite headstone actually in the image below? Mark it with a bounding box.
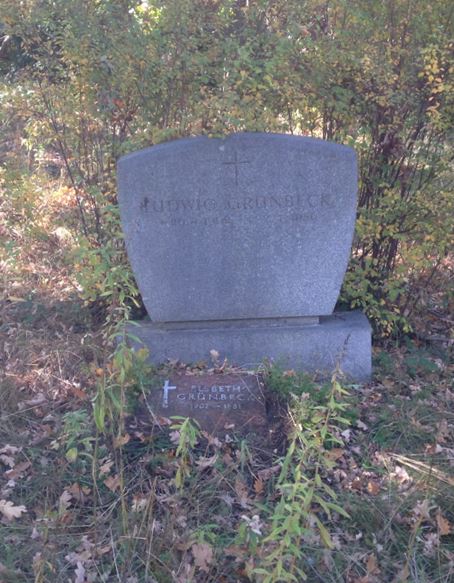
[118,133,371,380]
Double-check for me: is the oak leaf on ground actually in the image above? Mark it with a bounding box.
[0,499,27,521]
[191,542,213,573]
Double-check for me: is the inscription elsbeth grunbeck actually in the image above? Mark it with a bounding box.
[149,375,267,433]
[161,380,255,411]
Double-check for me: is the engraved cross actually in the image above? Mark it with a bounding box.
[162,379,176,408]
[222,150,251,186]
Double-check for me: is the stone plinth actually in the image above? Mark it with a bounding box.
[126,311,371,382]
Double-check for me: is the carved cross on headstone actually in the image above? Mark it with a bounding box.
[161,379,176,408]
[222,150,251,186]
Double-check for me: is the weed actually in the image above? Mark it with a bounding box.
[254,369,351,582]
[266,366,319,399]
[172,416,201,490]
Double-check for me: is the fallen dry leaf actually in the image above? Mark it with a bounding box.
[70,386,90,401]
[351,477,364,491]
[74,561,86,583]
[392,563,410,582]
[5,461,32,480]
[257,465,280,481]
[19,393,47,408]
[423,532,439,557]
[98,459,113,477]
[58,490,73,515]
[69,483,91,503]
[436,510,451,535]
[0,561,10,574]
[0,446,21,456]
[436,419,450,443]
[366,481,381,495]
[131,495,148,513]
[0,499,27,521]
[241,514,263,535]
[104,474,121,492]
[366,553,380,575]
[31,527,40,540]
[195,454,218,470]
[0,454,15,467]
[219,493,234,508]
[412,499,431,522]
[114,434,130,448]
[325,448,345,462]
[155,416,172,426]
[254,477,264,495]
[234,477,251,508]
[201,431,222,448]
[192,542,213,573]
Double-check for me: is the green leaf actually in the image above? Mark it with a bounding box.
[65,447,78,462]
[93,399,105,432]
[314,517,334,549]
[324,501,350,519]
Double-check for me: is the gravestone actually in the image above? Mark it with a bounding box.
[147,374,267,434]
[118,133,371,380]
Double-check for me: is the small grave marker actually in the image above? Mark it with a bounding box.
[147,374,267,435]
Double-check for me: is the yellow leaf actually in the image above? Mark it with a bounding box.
[114,434,130,448]
[66,447,78,462]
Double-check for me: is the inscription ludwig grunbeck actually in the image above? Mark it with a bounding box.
[118,132,357,321]
[140,192,335,214]
[139,192,337,228]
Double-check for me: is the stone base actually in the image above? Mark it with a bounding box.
[125,311,372,381]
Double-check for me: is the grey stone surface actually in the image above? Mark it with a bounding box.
[145,373,267,435]
[125,311,372,382]
[118,133,357,321]
[118,132,372,381]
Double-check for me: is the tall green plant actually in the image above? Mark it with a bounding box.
[254,371,351,582]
